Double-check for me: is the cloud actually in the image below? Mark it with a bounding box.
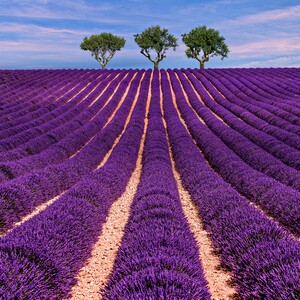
[231,37,300,59]
[0,22,87,36]
[0,40,75,52]
[215,5,300,64]
[0,1,299,69]
[226,5,300,25]
[0,0,128,24]
[234,56,300,68]
[0,22,88,59]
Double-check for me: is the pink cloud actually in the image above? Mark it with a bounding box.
[228,5,300,25]
[231,37,300,58]
[0,23,87,36]
[0,40,76,53]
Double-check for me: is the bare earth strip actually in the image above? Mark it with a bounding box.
[189,71,245,122]
[249,201,300,242]
[185,72,300,243]
[89,72,129,122]
[172,166,236,300]
[69,151,142,300]
[87,73,115,108]
[96,71,142,170]
[180,71,230,126]
[173,72,205,124]
[162,72,236,299]
[0,192,65,238]
[69,71,152,300]
[52,70,97,104]
[69,72,133,159]
[0,72,138,239]
[64,71,104,105]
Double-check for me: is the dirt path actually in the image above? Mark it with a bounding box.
[249,201,300,242]
[0,72,138,239]
[160,73,236,299]
[0,192,65,238]
[69,155,143,299]
[180,71,230,126]
[183,71,300,243]
[70,72,134,159]
[96,72,142,170]
[69,72,152,300]
[172,165,237,299]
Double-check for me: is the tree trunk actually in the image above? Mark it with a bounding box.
[101,64,105,70]
[154,61,159,70]
[200,61,205,69]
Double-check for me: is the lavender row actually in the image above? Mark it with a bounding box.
[175,70,300,191]
[0,70,140,233]
[211,69,300,128]
[0,71,110,155]
[168,69,300,236]
[216,69,300,113]
[0,70,59,113]
[0,71,102,136]
[196,69,300,136]
[226,69,300,118]
[0,72,82,129]
[0,70,102,117]
[0,69,92,105]
[0,70,69,108]
[0,85,101,156]
[161,69,300,299]
[0,77,64,122]
[103,70,210,299]
[245,68,300,98]
[0,70,131,181]
[192,69,300,150]
[0,78,94,149]
[264,68,300,86]
[189,68,300,151]
[226,68,300,105]
[0,70,88,125]
[179,69,300,171]
[197,69,300,135]
[0,70,151,299]
[0,71,122,164]
[222,68,298,103]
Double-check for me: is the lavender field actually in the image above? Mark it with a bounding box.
[0,68,299,299]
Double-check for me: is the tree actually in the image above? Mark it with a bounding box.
[134,25,178,70]
[80,33,126,70]
[181,25,229,69]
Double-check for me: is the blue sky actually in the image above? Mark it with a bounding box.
[0,0,299,69]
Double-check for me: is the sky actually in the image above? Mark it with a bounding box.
[0,0,299,69]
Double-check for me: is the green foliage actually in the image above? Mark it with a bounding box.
[134,25,178,69]
[181,25,229,68]
[80,33,126,69]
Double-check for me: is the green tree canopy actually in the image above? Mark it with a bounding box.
[80,33,126,70]
[181,25,229,69]
[134,25,178,69]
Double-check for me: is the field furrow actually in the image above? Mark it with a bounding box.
[0,68,299,299]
